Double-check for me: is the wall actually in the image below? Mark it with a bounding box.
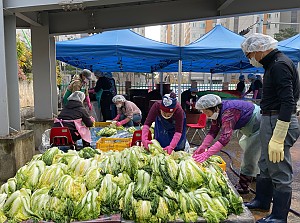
[0,130,35,183]
[19,80,34,107]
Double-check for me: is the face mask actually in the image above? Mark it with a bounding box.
[116,104,122,108]
[209,112,219,120]
[249,55,263,68]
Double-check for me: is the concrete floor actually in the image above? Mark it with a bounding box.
[187,125,300,223]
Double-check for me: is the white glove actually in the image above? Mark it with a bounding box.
[268,120,290,163]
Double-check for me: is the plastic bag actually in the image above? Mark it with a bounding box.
[38,129,51,153]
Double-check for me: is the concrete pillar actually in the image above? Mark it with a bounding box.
[31,12,53,119]
[50,36,58,115]
[5,15,21,131]
[0,1,10,136]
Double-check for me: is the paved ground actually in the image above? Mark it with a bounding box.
[187,122,300,223]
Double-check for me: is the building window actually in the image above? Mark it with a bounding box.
[275,24,278,28]
[199,23,205,28]
[267,14,271,18]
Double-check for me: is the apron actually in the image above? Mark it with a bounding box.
[63,89,72,105]
[96,89,103,108]
[54,118,92,143]
[238,104,261,176]
[240,104,261,137]
[63,80,87,106]
[154,114,187,151]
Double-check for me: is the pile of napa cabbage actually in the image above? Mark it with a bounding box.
[0,142,243,223]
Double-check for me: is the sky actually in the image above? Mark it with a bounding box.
[145,25,161,41]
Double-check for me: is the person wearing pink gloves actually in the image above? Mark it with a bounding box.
[112,95,142,127]
[193,94,262,194]
[142,92,186,155]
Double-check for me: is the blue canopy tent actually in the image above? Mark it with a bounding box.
[278,34,300,62]
[160,25,264,73]
[56,29,181,73]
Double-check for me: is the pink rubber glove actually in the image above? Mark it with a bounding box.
[86,95,92,111]
[113,114,121,121]
[117,119,128,126]
[193,141,223,163]
[193,135,214,156]
[90,116,95,123]
[88,89,95,94]
[164,146,174,155]
[163,132,182,155]
[142,125,152,149]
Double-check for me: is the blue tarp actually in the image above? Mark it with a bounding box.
[56,29,180,72]
[278,34,300,62]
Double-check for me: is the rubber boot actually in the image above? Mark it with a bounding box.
[235,174,253,194]
[244,176,273,212]
[256,189,291,223]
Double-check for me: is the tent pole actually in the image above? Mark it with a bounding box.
[152,72,155,91]
[177,22,183,103]
[159,72,163,96]
[178,60,182,103]
[210,72,213,91]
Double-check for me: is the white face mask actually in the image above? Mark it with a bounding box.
[116,104,122,108]
[249,57,263,68]
[209,112,219,120]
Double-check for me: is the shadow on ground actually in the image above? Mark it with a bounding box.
[187,123,300,223]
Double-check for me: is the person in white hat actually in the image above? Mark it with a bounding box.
[194,94,262,194]
[63,69,93,111]
[142,92,187,154]
[241,33,300,222]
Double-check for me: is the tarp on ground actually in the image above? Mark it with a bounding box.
[278,34,300,62]
[161,25,264,73]
[56,29,180,73]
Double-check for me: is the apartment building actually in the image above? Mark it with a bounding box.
[132,27,146,36]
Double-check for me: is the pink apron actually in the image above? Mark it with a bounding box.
[54,118,92,143]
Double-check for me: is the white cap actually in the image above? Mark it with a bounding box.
[68,91,85,103]
[112,95,126,103]
[196,94,222,110]
[241,33,278,54]
[81,69,92,80]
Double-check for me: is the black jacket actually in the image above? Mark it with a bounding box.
[236,81,245,94]
[260,49,300,122]
[53,100,93,132]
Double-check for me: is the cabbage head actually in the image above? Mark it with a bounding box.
[74,189,101,220]
[84,167,103,190]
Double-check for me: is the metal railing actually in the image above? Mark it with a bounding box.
[59,83,247,98]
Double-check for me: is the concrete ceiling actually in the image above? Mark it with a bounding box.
[3,0,300,35]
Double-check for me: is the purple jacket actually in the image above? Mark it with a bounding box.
[208,100,254,146]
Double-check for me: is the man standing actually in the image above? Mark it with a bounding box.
[181,87,199,112]
[236,74,246,96]
[241,33,300,223]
